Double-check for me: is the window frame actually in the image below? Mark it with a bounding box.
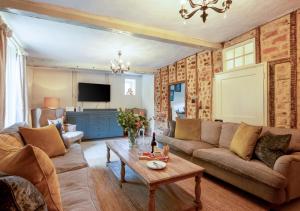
[223,38,256,72]
[124,78,136,96]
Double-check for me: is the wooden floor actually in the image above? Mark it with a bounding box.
[82,138,300,211]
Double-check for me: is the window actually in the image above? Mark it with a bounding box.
[223,38,255,71]
[125,79,136,96]
[5,39,28,127]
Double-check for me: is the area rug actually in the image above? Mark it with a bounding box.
[82,139,273,211]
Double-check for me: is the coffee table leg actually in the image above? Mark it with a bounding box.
[194,175,202,210]
[120,160,126,187]
[106,146,111,166]
[148,186,156,211]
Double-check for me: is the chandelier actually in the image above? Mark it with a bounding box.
[179,0,232,23]
[110,51,130,74]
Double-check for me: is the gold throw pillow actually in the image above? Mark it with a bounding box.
[175,119,201,141]
[19,125,66,158]
[230,122,262,160]
[0,144,63,211]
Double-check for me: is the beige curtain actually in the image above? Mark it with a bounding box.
[0,18,7,129]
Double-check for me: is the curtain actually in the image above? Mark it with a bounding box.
[4,39,28,127]
[0,19,7,129]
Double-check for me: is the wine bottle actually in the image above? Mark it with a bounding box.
[151,132,157,153]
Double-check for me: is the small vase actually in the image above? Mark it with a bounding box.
[128,131,137,148]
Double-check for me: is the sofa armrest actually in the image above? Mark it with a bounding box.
[274,152,300,201]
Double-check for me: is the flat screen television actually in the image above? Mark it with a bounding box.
[78,83,111,102]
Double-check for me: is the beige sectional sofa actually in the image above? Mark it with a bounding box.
[1,125,100,211]
[157,120,300,205]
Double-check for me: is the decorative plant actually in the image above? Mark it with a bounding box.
[117,108,149,138]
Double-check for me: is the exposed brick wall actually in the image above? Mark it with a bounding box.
[274,62,291,128]
[224,29,257,48]
[168,63,176,84]
[260,15,291,62]
[212,49,223,73]
[186,55,197,118]
[297,11,300,128]
[154,9,300,131]
[176,59,186,81]
[197,51,213,120]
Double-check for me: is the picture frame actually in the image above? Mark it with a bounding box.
[175,83,181,92]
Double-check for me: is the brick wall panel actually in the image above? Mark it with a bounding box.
[186,55,197,119]
[176,59,186,81]
[297,11,300,128]
[274,62,291,128]
[212,49,223,73]
[197,51,213,120]
[168,64,176,84]
[261,15,290,62]
[224,29,257,48]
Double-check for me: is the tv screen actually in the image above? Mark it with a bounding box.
[78,83,110,102]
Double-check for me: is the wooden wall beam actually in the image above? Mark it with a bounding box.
[0,0,222,49]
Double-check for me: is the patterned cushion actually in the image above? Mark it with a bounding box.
[255,132,291,168]
[0,172,47,211]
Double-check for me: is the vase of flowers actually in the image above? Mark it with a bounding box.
[117,108,149,147]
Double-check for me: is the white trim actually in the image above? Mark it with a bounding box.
[222,38,256,72]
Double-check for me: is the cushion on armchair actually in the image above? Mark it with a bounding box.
[0,172,47,211]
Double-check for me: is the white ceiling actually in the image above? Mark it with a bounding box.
[1,12,201,72]
[30,0,300,42]
[2,0,300,72]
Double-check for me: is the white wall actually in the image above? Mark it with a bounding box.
[141,74,154,134]
[28,67,143,110]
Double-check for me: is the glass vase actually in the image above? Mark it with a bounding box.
[128,131,137,148]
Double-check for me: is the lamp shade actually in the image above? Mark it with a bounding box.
[43,97,60,109]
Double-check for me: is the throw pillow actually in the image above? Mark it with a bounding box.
[0,172,47,211]
[48,117,65,132]
[19,125,66,158]
[255,132,291,168]
[0,122,29,145]
[0,134,23,148]
[230,122,262,160]
[0,145,63,211]
[175,119,201,141]
[167,120,176,137]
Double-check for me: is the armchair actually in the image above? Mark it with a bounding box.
[31,108,84,147]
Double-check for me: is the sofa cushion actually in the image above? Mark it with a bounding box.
[0,172,47,211]
[157,135,214,155]
[51,143,88,174]
[261,127,300,152]
[0,122,28,145]
[230,122,262,160]
[58,168,100,211]
[0,145,63,211]
[201,120,222,146]
[0,134,23,148]
[255,132,291,168]
[20,125,66,158]
[219,122,240,149]
[193,148,287,189]
[62,131,84,148]
[175,119,201,141]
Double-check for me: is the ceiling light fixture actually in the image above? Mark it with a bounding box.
[179,0,232,23]
[110,50,130,74]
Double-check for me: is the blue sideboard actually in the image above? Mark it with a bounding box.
[66,109,123,140]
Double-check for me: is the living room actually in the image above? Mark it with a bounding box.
[1,0,300,211]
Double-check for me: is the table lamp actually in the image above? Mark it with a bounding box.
[44,97,60,109]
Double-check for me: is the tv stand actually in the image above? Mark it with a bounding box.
[66,109,123,140]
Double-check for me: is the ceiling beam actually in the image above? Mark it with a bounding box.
[0,0,222,49]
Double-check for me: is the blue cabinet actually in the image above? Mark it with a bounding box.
[66,109,123,140]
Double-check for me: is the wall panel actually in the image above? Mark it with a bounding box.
[168,63,177,84]
[186,55,197,119]
[176,59,186,82]
[197,51,213,120]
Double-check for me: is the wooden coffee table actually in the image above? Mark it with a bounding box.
[106,140,204,211]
